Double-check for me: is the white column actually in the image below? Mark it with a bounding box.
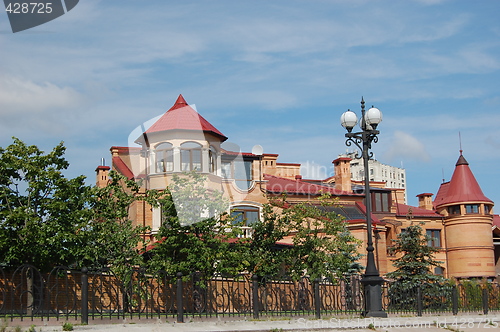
[173,147,181,172]
[202,147,209,173]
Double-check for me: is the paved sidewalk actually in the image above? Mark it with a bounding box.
[19,314,500,332]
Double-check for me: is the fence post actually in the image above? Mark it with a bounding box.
[416,286,423,317]
[314,278,321,319]
[252,275,259,319]
[81,267,88,325]
[176,272,184,323]
[482,287,489,315]
[452,286,458,315]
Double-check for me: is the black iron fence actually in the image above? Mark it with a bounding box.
[1,265,500,323]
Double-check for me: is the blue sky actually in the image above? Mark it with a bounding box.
[1,0,499,207]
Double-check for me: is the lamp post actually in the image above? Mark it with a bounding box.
[340,97,387,318]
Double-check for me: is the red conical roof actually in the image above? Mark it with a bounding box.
[145,94,227,141]
[434,153,492,207]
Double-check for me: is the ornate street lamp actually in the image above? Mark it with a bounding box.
[340,97,387,317]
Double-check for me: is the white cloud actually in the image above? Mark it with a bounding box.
[0,76,82,114]
[383,131,431,162]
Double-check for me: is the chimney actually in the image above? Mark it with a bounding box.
[333,157,352,193]
[95,159,110,188]
[416,193,434,210]
[295,175,302,181]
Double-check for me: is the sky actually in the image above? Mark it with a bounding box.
[0,0,499,207]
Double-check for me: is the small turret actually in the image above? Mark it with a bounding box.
[435,152,495,279]
[95,158,110,188]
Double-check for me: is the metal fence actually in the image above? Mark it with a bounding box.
[0,265,499,323]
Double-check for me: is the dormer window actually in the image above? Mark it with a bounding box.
[181,142,202,172]
[155,142,174,173]
[371,191,390,212]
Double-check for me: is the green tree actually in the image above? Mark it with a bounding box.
[245,202,290,278]
[387,222,444,282]
[387,222,449,310]
[0,138,151,275]
[249,194,362,281]
[147,172,247,279]
[78,171,150,275]
[0,138,90,270]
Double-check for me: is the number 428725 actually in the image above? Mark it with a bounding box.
[5,3,53,14]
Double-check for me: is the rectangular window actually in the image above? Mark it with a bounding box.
[192,149,202,171]
[372,192,390,212]
[181,150,190,171]
[156,149,174,172]
[427,229,441,248]
[485,205,491,214]
[181,149,202,171]
[465,204,479,214]
[448,205,461,215]
[155,149,174,173]
[231,206,260,226]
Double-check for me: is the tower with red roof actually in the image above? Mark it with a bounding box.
[434,152,495,279]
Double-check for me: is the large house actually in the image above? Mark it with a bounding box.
[96,94,500,280]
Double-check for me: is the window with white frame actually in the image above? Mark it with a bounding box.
[180,142,202,171]
[155,142,174,173]
[221,159,253,190]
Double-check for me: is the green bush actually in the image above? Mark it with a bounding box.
[62,322,73,331]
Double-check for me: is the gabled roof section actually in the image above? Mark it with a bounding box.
[493,215,500,229]
[143,94,227,141]
[434,153,492,207]
[434,181,449,207]
[112,156,134,180]
[264,174,361,196]
[395,203,442,218]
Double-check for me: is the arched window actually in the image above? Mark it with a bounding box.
[209,146,217,174]
[155,142,173,173]
[180,142,202,171]
[221,159,253,190]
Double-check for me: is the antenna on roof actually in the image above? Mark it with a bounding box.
[442,168,445,183]
[459,131,463,155]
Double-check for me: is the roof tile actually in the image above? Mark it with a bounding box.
[145,94,227,141]
[434,153,492,207]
